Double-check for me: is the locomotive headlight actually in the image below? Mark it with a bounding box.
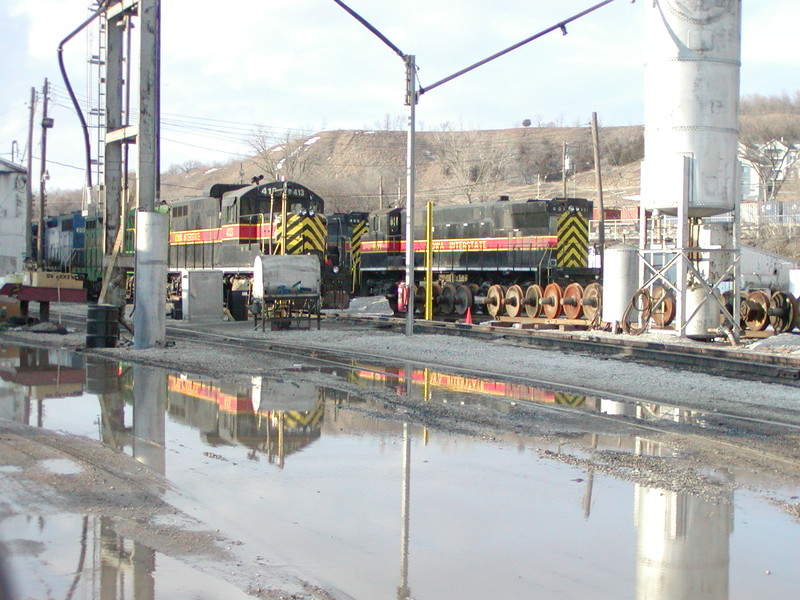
[308,209,315,217]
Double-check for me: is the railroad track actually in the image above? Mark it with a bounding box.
[57,309,800,388]
[161,322,800,464]
[324,313,800,388]
[42,316,800,476]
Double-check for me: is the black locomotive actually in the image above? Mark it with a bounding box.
[353,196,599,317]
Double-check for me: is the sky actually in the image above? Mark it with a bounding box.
[0,0,797,192]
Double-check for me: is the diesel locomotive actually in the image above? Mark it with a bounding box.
[33,182,600,322]
[167,180,338,315]
[352,196,601,319]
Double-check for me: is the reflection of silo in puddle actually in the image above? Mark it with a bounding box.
[634,445,733,599]
[133,365,166,476]
[99,516,155,600]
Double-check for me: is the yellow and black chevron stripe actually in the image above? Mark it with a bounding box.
[553,391,586,407]
[350,218,368,292]
[274,214,327,255]
[281,397,325,429]
[556,211,589,268]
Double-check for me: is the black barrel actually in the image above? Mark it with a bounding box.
[86,304,120,348]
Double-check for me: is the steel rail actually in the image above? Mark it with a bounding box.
[47,313,800,467]
[325,314,800,387]
[160,321,800,431]
[161,324,800,470]
[51,311,800,428]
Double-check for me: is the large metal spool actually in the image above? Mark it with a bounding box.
[768,291,797,333]
[741,289,797,333]
[541,283,563,319]
[485,285,505,318]
[439,283,457,316]
[504,285,525,318]
[524,284,543,318]
[453,284,474,316]
[561,283,584,320]
[581,282,602,322]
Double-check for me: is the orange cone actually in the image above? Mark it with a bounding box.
[465,306,473,325]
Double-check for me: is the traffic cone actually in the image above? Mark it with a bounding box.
[465,306,473,325]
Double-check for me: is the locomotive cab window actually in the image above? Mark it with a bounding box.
[388,213,401,236]
[225,202,238,223]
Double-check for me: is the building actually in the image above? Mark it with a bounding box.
[739,139,800,203]
[0,158,30,276]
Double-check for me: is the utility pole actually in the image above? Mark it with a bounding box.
[26,87,36,264]
[591,112,605,271]
[133,0,167,349]
[403,54,417,335]
[38,78,53,268]
[562,141,568,198]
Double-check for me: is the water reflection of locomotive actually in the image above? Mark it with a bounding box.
[165,374,325,466]
[36,180,599,320]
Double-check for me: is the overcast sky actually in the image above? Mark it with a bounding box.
[1,0,797,192]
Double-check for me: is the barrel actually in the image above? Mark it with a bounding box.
[86,304,120,348]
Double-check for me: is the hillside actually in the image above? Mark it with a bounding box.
[159,124,800,263]
[160,125,645,212]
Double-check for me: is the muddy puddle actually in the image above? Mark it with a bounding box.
[0,345,798,600]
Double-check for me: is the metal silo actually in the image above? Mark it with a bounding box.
[641,0,741,217]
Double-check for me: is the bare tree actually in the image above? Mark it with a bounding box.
[432,123,513,203]
[738,93,800,202]
[248,127,310,181]
[166,159,205,175]
[739,139,800,202]
[373,113,405,131]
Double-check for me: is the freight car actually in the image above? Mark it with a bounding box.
[355,196,602,320]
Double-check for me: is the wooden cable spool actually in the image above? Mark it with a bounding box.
[651,284,676,327]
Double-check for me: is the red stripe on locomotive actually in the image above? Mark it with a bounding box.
[361,235,558,253]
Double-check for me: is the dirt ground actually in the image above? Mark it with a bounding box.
[1,315,799,598]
